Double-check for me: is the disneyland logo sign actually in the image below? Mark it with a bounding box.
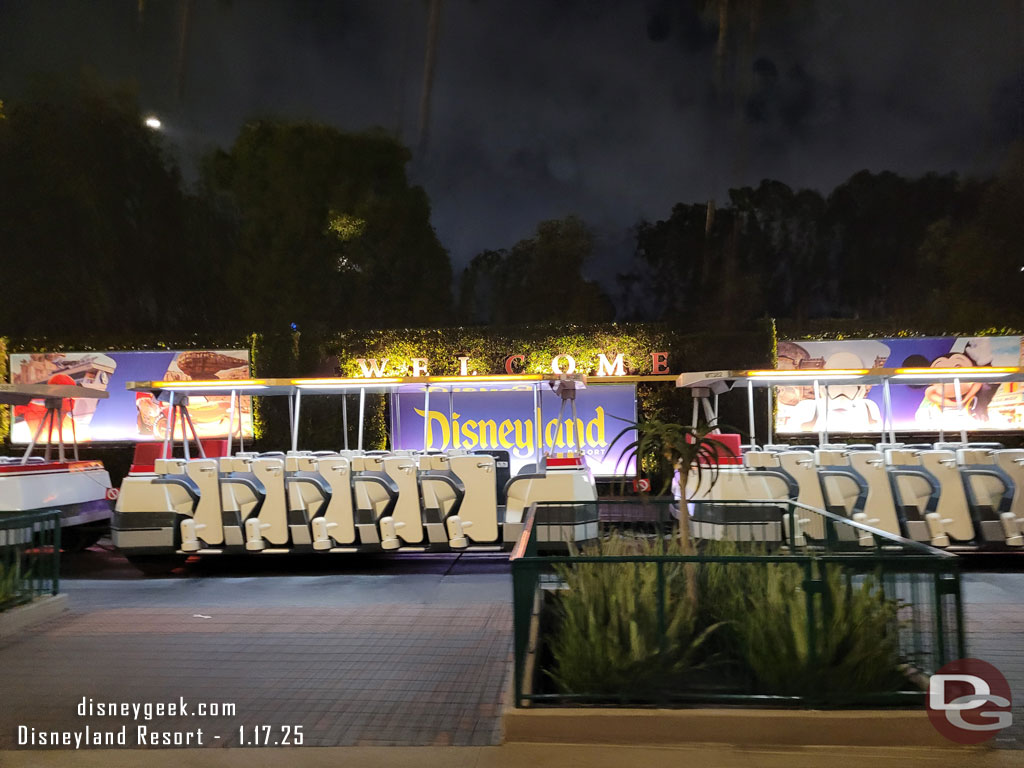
[353,352,671,378]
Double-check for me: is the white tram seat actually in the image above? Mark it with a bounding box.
[814,450,868,543]
[957,449,1020,546]
[218,457,260,548]
[995,450,1024,545]
[685,460,791,543]
[285,455,331,548]
[847,451,902,537]
[150,458,200,521]
[885,449,948,546]
[351,456,399,546]
[179,458,221,551]
[917,450,975,544]
[448,454,500,544]
[381,455,424,547]
[312,456,356,549]
[244,457,289,550]
[418,454,465,547]
[776,451,827,540]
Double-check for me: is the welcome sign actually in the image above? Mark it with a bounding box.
[390,383,637,476]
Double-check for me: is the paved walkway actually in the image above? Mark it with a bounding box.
[961,573,1024,750]
[1,558,1022,761]
[0,556,513,749]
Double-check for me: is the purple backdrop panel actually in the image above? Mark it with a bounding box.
[777,336,1024,433]
[391,382,637,477]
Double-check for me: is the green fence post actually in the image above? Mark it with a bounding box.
[932,571,947,668]
[656,559,666,657]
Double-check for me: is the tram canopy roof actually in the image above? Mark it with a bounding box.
[0,383,111,406]
[126,373,679,398]
[676,366,1024,392]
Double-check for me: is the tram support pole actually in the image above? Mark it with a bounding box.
[423,386,431,451]
[953,377,967,444]
[226,390,236,456]
[747,380,756,446]
[813,380,824,446]
[358,388,366,452]
[342,394,349,450]
[291,389,302,453]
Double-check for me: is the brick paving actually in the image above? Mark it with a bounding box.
[0,560,513,748]
[1,559,1022,751]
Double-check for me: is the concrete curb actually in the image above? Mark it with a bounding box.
[503,704,967,748]
[0,594,68,640]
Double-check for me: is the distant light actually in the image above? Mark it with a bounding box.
[143,115,162,130]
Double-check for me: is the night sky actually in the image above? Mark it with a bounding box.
[1,0,1021,284]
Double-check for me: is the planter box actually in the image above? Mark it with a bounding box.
[0,594,68,640]
[503,702,964,748]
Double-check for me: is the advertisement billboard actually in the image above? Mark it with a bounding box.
[390,382,637,476]
[8,350,254,443]
[776,336,1024,434]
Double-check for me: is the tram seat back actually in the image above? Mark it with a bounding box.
[777,451,827,539]
[917,450,975,543]
[957,449,1016,544]
[314,456,356,547]
[996,450,1024,520]
[847,451,901,536]
[815,450,866,521]
[382,455,424,544]
[184,458,222,546]
[418,454,464,545]
[744,451,780,469]
[148,458,198,519]
[885,450,945,545]
[154,458,186,475]
[247,457,288,546]
[351,457,398,544]
[449,454,500,543]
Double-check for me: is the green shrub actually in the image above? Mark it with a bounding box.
[702,549,906,699]
[0,559,27,611]
[546,535,907,702]
[546,534,721,697]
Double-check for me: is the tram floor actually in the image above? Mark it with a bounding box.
[1,544,1023,753]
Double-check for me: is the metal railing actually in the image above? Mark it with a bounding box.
[0,511,61,610]
[510,498,964,708]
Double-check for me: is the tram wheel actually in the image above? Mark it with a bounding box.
[125,554,187,576]
[60,528,103,552]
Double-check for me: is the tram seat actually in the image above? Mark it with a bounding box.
[218,457,265,548]
[449,454,500,544]
[179,458,222,550]
[151,458,200,521]
[285,455,331,547]
[847,451,902,537]
[957,449,1019,546]
[418,454,465,546]
[312,456,356,548]
[995,450,1024,545]
[381,455,424,547]
[351,456,399,546]
[917,450,975,544]
[242,457,289,550]
[685,464,790,544]
[777,451,827,540]
[504,468,599,546]
[815,450,867,543]
[885,450,947,546]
